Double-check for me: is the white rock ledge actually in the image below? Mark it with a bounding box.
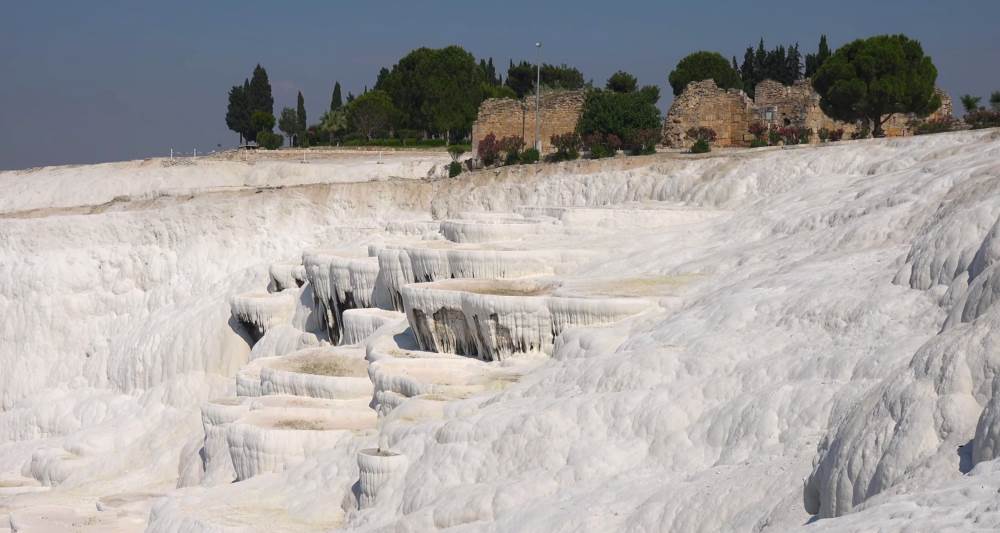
[357,448,408,509]
[439,218,556,243]
[229,291,297,337]
[401,278,653,360]
[341,308,406,345]
[268,261,307,292]
[255,346,374,400]
[225,407,376,481]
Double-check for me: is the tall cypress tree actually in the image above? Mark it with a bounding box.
[225,82,251,144]
[248,64,274,117]
[330,82,343,112]
[296,91,306,132]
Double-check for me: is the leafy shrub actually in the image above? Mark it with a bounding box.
[748,122,767,140]
[448,161,462,178]
[964,109,1000,130]
[768,129,782,145]
[829,128,845,141]
[851,125,871,140]
[590,144,614,159]
[255,130,283,150]
[750,138,769,148]
[690,139,711,154]
[478,133,501,166]
[914,116,961,135]
[818,127,831,142]
[549,132,582,161]
[576,89,661,155]
[627,129,660,155]
[520,148,540,164]
[798,127,813,144]
[499,136,525,165]
[685,127,717,143]
[447,145,467,161]
[777,126,799,145]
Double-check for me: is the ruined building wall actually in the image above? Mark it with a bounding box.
[664,78,954,148]
[472,90,585,155]
[662,80,755,148]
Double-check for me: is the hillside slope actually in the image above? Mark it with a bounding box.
[2,130,1000,532]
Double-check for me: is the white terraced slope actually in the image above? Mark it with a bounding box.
[2,131,1000,532]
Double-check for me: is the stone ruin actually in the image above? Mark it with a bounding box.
[663,78,954,148]
[471,90,585,156]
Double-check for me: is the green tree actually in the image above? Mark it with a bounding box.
[251,110,275,135]
[375,46,484,140]
[960,94,982,113]
[669,51,742,96]
[225,81,252,144]
[812,34,940,137]
[576,88,662,153]
[606,70,638,93]
[504,61,586,98]
[482,83,517,99]
[278,107,299,146]
[991,91,1000,112]
[346,90,397,140]
[330,82,343,112]
[296,92,307,135]
[247,64,274,117]
[805,35,832,78]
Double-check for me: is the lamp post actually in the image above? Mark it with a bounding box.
[534,42,542,152]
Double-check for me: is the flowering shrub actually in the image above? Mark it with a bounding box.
[914,116,962,135]
[499,136,525,165]
[627,129,661,155]
[478,133,501,166]
[964,109,1000,130]
[549,132,582,162]
[749,122,767,140]
[829,128,845,141]
[685,126,717,143]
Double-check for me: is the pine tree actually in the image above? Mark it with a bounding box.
[805,35,832,78]
[740,47,755,95]
[487,57,498,85]
[330,82,343,112]
[248,64,274,116]
[225,82,251,144]
[785,44,802,84]
[296,91,306,133]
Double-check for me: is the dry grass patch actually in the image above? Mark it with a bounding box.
[294,356,367,377]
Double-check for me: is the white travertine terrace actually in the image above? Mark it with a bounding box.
[402,278,655,360]
[247,324,321,361]
[367,356,512,414]
[515,204,724,228]
[225,407,376,481]
[376,242,584,312]
[228,291,297,334]
[328,254,389,323]
[198,397,251,485]
[268,262,307,292]
[439,217,555,243]
[341,308,406,345]
[256,346,373,400]
[384,220,442,236]
[357,448,408,509]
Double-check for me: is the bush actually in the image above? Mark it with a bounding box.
[448,161,462,178]
[690,139,711,154]
[914,116,962,135]
[964,109,1000,130]
[768,129,782,145]
[749,121,767,141]
[750,138,769,148]
[589,144,614,159]
[829,128,845,142]
[255,130,283,150]
[478,133,501,166]
[626,129,660,155]
[576,89,661,155]
[550,132,582,161]
[447,145,467,162]
[851,125,871,140]
[499,136,525,165]
[818,127,831,142]
[520,148,540,164]
[685,127,717,143]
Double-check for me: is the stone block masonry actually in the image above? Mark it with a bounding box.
[472,90,585,156]
[663,78,954,148]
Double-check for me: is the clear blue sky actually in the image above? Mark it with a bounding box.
[1,0,997,170]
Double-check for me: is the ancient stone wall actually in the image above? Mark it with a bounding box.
[663,78,954,148]
[472,90,585,156]
[662,80,755,148]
